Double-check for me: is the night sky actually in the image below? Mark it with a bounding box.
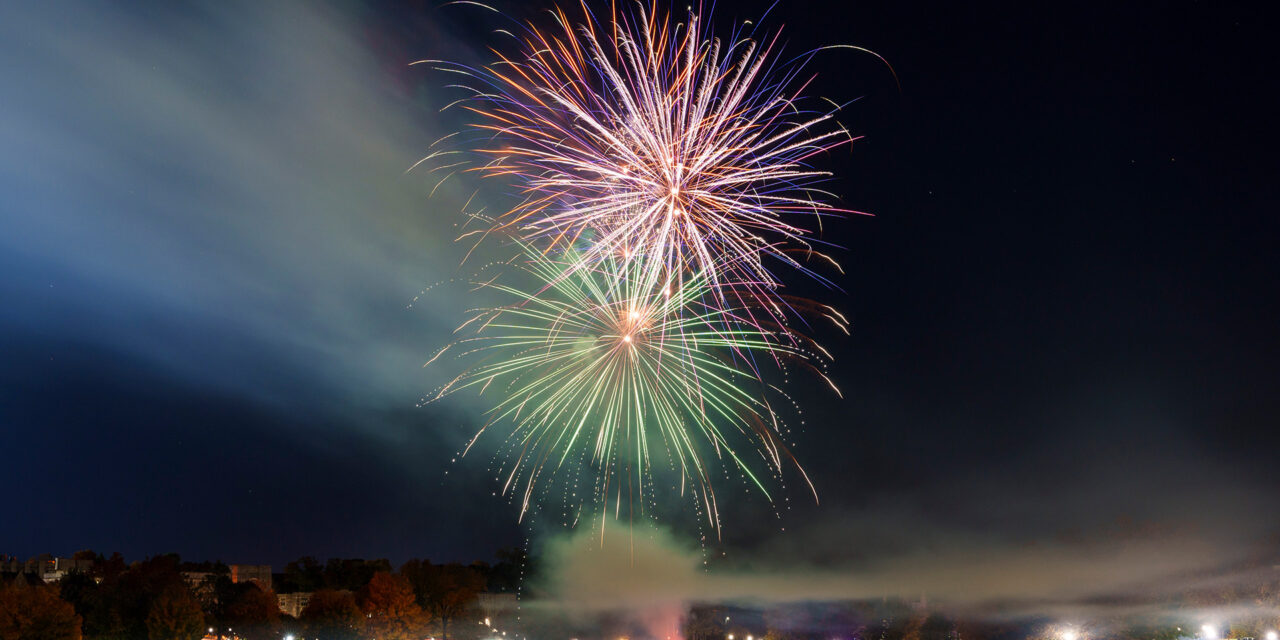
[3,0,1278,610]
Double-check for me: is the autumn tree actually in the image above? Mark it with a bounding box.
[225,584,281,640]
[402,561,484,640]
[300,589,362,640]
[146,586,205,640]
[361,572,427,640]
[0,578,83,640]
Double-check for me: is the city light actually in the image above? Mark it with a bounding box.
[1062,629,1078,640]
[1266,631,1277,640]
[1202,624,1219,639]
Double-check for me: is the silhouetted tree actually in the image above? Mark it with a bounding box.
[683,605,728,640]
[70,551,97,574]
[0,578,83,640]
[487,548,527,594]
[176,560,228,574]
[59,572,125,640]
[324,558,391,591]
[300,589,362,640]
[762,605,798,640]
[145,586,204,640]
[94,553,128,582]
[865,599,917,640]
[121,555,191,638]
[361,572,427,640]
[281,557,324,593]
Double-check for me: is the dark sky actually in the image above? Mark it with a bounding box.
[3,0,1278,611]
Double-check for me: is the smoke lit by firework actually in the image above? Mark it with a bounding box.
[419,1,861,531]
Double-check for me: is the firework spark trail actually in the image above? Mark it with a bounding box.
[427,242,822,531]
[420,1,861,329]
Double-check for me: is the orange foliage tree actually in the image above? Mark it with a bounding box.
[361,572,428,640]
[0,579,83,640]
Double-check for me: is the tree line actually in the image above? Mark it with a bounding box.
[0,548,527,640]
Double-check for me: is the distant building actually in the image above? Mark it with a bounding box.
[278,591,312,618]
[230,564,272,591]
[39,557,88,582]
[0,555,20,574]
[21,554,50,576]
[0,555,90,583]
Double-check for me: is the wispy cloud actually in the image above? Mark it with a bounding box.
[0,1,487,419]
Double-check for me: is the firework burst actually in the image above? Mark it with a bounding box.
[418,0,865,531]
[426,242,825,531]
[419,0,861,323]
